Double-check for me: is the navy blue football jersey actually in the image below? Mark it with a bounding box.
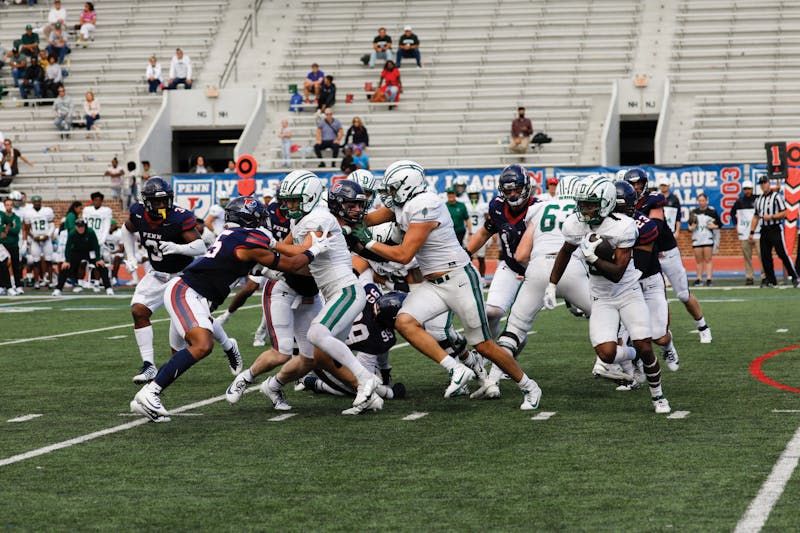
[636,192,678,252]
[483,196,537,275]
[346,283,396,355]
[266,202,291,242]
[181,227,272,306]
[631,210,661,277]
[129,202,197,273]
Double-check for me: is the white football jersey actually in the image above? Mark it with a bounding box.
[25,206,55,238]
[105,228,123,255]
[207,204,226,235]
[82,205,113,244]
[536,192,557,203]
[525,198,576,258]
[291,206,357,299]
[562,212,640,298]
[392,191,470,276]
[466,200,489,232]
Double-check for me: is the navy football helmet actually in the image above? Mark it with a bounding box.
[498,164,531,207]
[141,176,174,219]
[328,179,367,225]
[622,168,648,199]
[225,196,267,228]
[374,291,408,329]
[614,181,637,217]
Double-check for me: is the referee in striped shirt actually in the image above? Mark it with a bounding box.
[749,175,798,287]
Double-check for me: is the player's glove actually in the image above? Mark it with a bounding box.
[307,233,330,258]
[543,282,558,310]
[124,257,138,273]
[158,241,182,255]
[351,224,373,244]
[579,234,603,264]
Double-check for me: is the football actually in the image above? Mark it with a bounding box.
[588,233,615,262]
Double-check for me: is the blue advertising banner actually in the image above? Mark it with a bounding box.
[173,164,751,227]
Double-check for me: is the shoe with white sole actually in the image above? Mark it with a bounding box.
[354,375,380,407]
[470,380,501,399]
[260,377,292,411]
[253,326,266,347]
[652,396,671,414]
[51,289,62,296]
[253,337,266,347]
[592,358,632,382]
[132,384,169,421]
[106,288,114,296]
[444,364,475,398]
[132,361,158,384]
[226,371,252,404]
[662,348,680,372]
[520,381,542,410]
[224,338,243,376]
[342,392,384,415]
[699,327,712,344]
[464,350,488,382]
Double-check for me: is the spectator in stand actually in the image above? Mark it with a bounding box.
[77,2,96,47]
[278,119,292,168]
[18,25,40,59]
[53,86,72,133]
[344,116,368,149]
[7,49,27,89]
[1,152,12,177]
[303,63,324,102]
[223,160,236,173]
[396,25,422,68]
[352,145,369,170]
[536,177,558,202]
[509,106,533,155]
[104,157,125,199]
[145,55,163,94]
[44,54,63,98]
[19,56,44,102]
[687,193,721,286]
[340,146,356,174]
[369,27,394,68]
[445,187,471,246]
[317,75,336,113]
[37,49,49,70]
[314,108,343,168]
[167,48,192,90]
[124,161,137,208]
[83,90,100,130]
[3,140,33,176]
[46,23,69,64]
[190,156,213,174]
[378,60,402,108]
[44,0,67,39]
[731,180,760,285]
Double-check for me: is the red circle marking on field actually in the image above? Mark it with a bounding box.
[750,344,800,394]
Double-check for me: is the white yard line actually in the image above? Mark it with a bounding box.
[7,414,43,423]
[667,411,690,419]
[531,411,557,421]
[401,412,429,421]
[268,413,297,422]
[734,426,800,533]
[772,410,800,413]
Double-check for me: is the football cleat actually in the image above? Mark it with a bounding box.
[106,288,114,296]
[253,326,266,347]
[444,364,475,398]
[470,380,501,400]
[129,400,171,423]
[224,338,243,376]
[132,384,169,419]
[391,382,406,399]
[520,381,542,410]
[260,377,292,411]
[252,338,266,347]
[662,348,680,372]
[132,361,158,384]
[592,358,632,382]
[354,375,380,407]
[51,289,62,296]
[294,380,307,392]
[226,371,252,404]
[341,392,384,415]
[464,350,488,383]
[699,327,712,344]
[652,396,671,414]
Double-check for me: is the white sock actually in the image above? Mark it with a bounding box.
[660,339,675,354]
[134,326,155,365]
[308,323,372,382]
[316,379,346,397]
[147,381,162,394]
[212,319,233,351]
[517,374,533,390]
[613,345,636,363]
[439,356,457,372]
[376,384,394,400]
[487,363,504,383]
[267,375,283,392]
[695,317,707,328]
[242,369,254,382]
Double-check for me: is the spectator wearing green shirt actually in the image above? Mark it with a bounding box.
[445,187,471,247]
[1,198,23,294]
[17,25,40,59]
[52,218,113,296]
[64,200,84,233]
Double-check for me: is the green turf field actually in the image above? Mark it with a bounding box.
[1,286,799,531]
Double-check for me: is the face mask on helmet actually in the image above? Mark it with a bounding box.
[328,180,367,225]
[498,165,531,207]
[142,177,174,219]
[614,181,637,217]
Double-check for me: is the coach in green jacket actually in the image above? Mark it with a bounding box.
[445,187,471,246]
[1,198,23,293]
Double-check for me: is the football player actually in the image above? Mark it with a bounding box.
[131,196,328,422]
[466,164,537,337]
[546,175,671,414]
[357,160,542,409]
[51,218,114,295]
[22,195,55,289]
[120,177,238,384]
[623,168,711,343]
[104,220,124,285]
[205,190,230,235]
[465,184,491,282]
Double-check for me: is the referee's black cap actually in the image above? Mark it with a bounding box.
[758,175,770,184]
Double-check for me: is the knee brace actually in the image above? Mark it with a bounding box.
[497,330,526,358]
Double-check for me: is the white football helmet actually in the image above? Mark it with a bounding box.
[574,175,616,225]
[349,169,377,208]
[8,191,22,202]
[383,160,426,207]
[279,169,324,219]
[216,189,230,207]
[556,175,580,200]
[372,222,404,244]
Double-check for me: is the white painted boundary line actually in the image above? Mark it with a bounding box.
[667,411,690,419]
[401,412,428,421]
[7,414,43,423]
[531,411,556,421]
[269,414,297,422]
[773,410,800,413]
[734,426,800,533]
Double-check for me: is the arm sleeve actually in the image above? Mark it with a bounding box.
[730,201,738,223]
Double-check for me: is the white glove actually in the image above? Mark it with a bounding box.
[124,257,138,273]
[158,241,182,255]
[543,282,557,310]
[307,233,330,257]
[19,239,28,255]
[580,234,603,264]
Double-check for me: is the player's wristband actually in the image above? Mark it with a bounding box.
[302,250,316,262]
[270,252,281,269]
[365,240,377,250]
[750,230,755,235]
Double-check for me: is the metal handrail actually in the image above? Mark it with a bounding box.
[218,0,265,88]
